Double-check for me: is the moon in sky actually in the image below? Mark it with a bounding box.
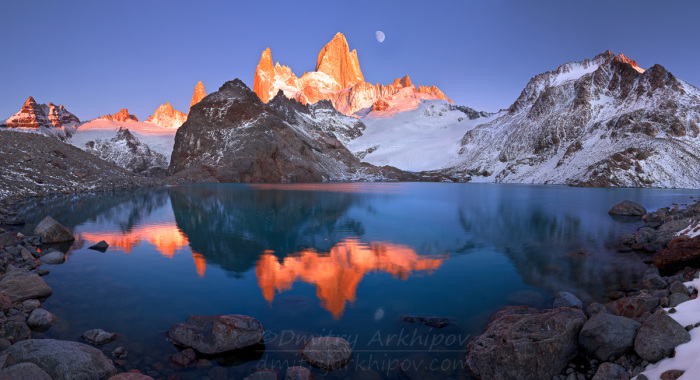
[375,31,385,43]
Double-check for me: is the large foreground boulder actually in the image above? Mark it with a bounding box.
[634,312,690,362]
[168,314,264,354]
[0,339,116,380]
[653,236,700,275]
[578,313,641,361]
[33,216,74,244]
[608,200,646,216]
[465,306,586,380]
[0,271,52,302]
[0,362,51,380]
[301,336,353,370]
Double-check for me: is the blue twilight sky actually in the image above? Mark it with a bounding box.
[1,0,699,121]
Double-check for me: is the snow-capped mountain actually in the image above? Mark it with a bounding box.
[347,100,500,171]
[97,109,139,122]
[253,33,451,117]
[81,127,169,177]
[1,97,80,140]
[145,102,187,130]
[442,51,700,188]
[168,79,415,183]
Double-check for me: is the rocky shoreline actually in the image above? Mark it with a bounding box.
[466,198,700,380]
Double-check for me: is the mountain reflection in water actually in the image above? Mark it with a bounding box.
[255,238,446,318]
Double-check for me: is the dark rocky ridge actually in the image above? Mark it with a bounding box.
[0,131,159,200]
[167,79,417,183]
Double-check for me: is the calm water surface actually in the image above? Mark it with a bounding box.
[15,183,700,379]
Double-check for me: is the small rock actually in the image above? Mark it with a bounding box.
[634,312,690,362]
[401,315,449,328]
[33,216,74,244]
[643,272,669,290]
[554,291,583,309]
[285,366,313,380]
[112,346,127,358]
[0,233,19,248]
[39,251,65,265]
[669,293,690,308]
[669,281,690,295]
[3,216,25,226]
[35,269,49,276]
[586,302,608,315]
[21,299,40,313]
[302,336,353,370]
[170,348,196,367]
[108,373,155,380]
[82,329,118,345]
[591,362,627,380]
[27,308,57,332]
[0,362,51,380]
[20,249,34,262]
[609,200,647,216]
[660,369,685,380]
[0,291,11,313]
[89,240,110,252]
[605,296,660,322]
[0,271,52,302]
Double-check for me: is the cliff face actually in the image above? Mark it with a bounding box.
[252,33,451,116]
[167,79,413,183]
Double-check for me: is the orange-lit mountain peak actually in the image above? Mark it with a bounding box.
[255,238,446,319]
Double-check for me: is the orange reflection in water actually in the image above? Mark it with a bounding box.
[255,238,447,319]
[80,224,206,277]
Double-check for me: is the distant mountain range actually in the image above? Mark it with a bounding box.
[2,33,700,189]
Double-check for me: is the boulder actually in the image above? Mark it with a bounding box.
[634,312,690,362]
[591,362,627,380]
[0,339,116,380]
[654,236,700,275]
[285,366,313,380]
[554,291,583,308]
[21,299,40,313]
[39,250,65,265]
[82,329,118,345]
[0,233,19,248]
[608,200,647,216]
[301,336,352,370]
[244,369,280,380]
[578,313,641,361]
[605,296,659,322]
[33,216,74,244]
[27,308,57,332]
[465,306,586,380]
[168,314,264,354]
[643,271,668,290]
[0,317,30,344]
[0,362,51,380]
[0,271,52,302]
[89,240,110,252]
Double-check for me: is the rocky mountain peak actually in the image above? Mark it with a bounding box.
[614,52,645,73]
[3,96,80,140]
[190,81,207,111]
[315,32,364,89]
[23,96,37,107]
[146,102,187,129]
[98,109,138,122]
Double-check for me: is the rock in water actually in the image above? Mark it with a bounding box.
[608,200,647,216]
[168,314,264,354]
[27,308,57,332]
[82,329,118,345]
[33,216,74,244]
[553,291,583,308]
[108,373,154,380]
[0,362,52,380]
[39,250,65,265]
[301,336,353,370]
[578,313,641,361]
[89,240,110,252]
[169,348,196,367]
[0,271,52,302]
[0,339,116,380]
[285,366,313,380]
[465,305,586,380]
[244,369,281,380]
[634,312,690,362]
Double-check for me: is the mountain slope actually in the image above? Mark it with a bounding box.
[168,79,414,183]
[252,33,451,116]
[81,127,169,177]
[445,51,700,188]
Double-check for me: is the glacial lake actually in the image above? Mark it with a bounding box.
[14,183,700,379]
